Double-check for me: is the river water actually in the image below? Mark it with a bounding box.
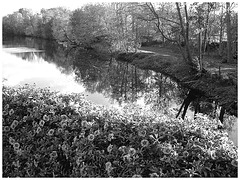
[2,36,237,146]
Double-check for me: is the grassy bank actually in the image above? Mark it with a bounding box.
[2,84,238,177]
[116,51,237,116]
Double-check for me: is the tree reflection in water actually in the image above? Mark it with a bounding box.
[2,36,192,115]
[3,36,237,146]
[69,47,187,114]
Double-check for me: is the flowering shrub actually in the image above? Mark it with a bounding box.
[2,84,238,177]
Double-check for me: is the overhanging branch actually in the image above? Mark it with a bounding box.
[145,3,180,25]
[61,27,79,46]
[144,3,178,43]
[154,23,177,43]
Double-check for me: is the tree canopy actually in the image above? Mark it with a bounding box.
[3,2,238,65]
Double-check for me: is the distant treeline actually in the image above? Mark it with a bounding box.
[3,2,238,56]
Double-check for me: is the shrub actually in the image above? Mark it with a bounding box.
[2,84,238,177]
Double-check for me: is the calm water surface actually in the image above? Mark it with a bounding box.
[2,36,237,146]
[2,37,187,112]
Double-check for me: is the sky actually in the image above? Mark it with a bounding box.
[0,0,148,17]
[1,0,238,17]
[0,0,92,17]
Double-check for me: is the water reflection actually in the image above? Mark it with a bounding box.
[2,51,84,94]
[228,121,238,146]
[2,42,188,115]
[2,36,237,146]
[1,36,196,115]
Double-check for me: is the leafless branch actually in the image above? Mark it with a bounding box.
[145,3,180,25]
[137,15,158,22]
[61,27,79,46]
[144,3,178,42]
[184,3,189,41]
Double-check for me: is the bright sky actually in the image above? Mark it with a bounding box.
[1,0,238,17]
[0,0,149,17]
[0,0,92,17]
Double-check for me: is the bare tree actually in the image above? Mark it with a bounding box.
[218,3,224,57]
[142,2,201,72]
[226,2,233,63]
[176,2,194,66]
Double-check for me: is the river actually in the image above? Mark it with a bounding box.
[2,36,237,146]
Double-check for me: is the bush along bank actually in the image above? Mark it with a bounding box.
[116,52,237,116]
[2,84,238,177]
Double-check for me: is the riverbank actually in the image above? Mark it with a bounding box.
[3,35,237,116]
[2,84,238,177]
[116,47,237,116]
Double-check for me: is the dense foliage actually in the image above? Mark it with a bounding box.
[2,84,237,177]
[2,2,238,57]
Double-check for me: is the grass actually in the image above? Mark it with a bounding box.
[2,84,238,177]
[116,46,237,116]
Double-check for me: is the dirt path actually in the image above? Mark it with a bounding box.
[116,46,237,115]
[139,46,237,83]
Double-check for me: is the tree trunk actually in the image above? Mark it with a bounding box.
[176,3,194,68]
[158,74,163,98]
[194,98,201,119]
[198,31,203,71]
[176,89,200,119]
[181,97,192,119]
[219,107,225,124]
[202,3,211,56]
[218,4,224,57]
[226,2,233,63]
[124,64,128,100]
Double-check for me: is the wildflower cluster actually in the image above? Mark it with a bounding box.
[2,84,238,177]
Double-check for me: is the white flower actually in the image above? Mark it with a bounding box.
[10,120,19,129]
[141,139,149,147]
[150,173,159,177]
[47,129,54,136]
[87,134,95,141]
[9,109,14,115]
[107,144,113,153]
[39,120,45,127]
[138,129,146,137]
[105,161,112,169]
[43,114,49,121]
[9,137,15,145]
[36,127,42,134]
[128,148,136,156]
[108,133,114,141]
[132,174,142,178]
[94,130,101,136]
[123,154,131,162]
[13,142,20,150]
